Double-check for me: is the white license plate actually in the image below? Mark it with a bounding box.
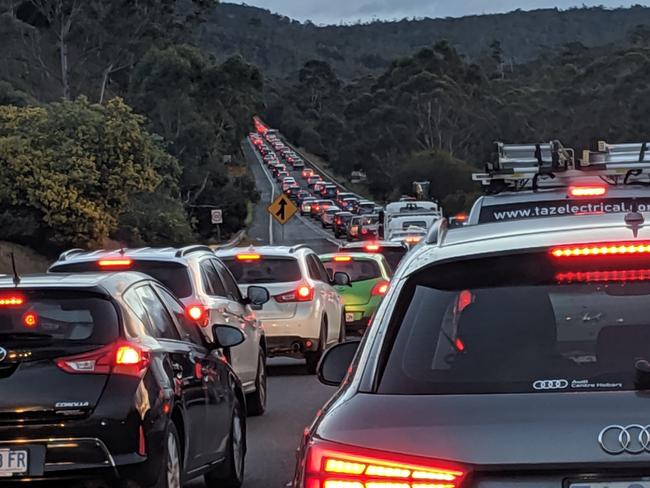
[345,313,355,323]
[0,449,28,477]
[571,482,650,488]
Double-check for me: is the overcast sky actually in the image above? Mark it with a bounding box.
[237,1,650,24]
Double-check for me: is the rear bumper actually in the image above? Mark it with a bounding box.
[343,303,378,335]
[267,336,321,358]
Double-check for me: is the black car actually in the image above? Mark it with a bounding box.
[332,211,354,238]
[0,273,247,487]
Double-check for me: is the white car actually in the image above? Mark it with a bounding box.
[217,246,348,373]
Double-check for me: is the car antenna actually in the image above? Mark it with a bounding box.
[10,252,20,286]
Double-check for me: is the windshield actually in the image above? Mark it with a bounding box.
[322,259,381,282]
[222,257,302,284]
[379,252,650,395]
[0,291,118,346]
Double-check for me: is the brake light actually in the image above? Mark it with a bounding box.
[456,290,473,312]
[454,213,468,222]
[371,281,389,296]
[551,242,650,258]
[56,341,150,377]
[274,285,314,303]
[98,258,133,268]
[568,185,607,197]
[304,438,466,488]
[22,311,38,328]
[334,256,352,262]
[236,254,261,261]
[365,244,380,252]
[405,236,422,244]
[0,295,24,306]
[556,269,650,283]
[361,228,368,235]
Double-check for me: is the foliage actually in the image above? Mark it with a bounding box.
[0,97,179,250]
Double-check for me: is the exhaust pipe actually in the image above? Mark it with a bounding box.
[291,342,302,353]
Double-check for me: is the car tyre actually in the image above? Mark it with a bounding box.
[246,349,267,417]
[204,399,245,488]
[306,318,327,374]
[153,423,182,488]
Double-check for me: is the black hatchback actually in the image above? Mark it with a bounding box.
[0,273,247,488]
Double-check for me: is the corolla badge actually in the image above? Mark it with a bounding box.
[0,347,7,362]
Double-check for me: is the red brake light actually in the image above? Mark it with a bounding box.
[0,295,25,306]
[454,213,468,222]
[371,280,389,296]
[304,438,466,488]
[334,256,352,262]
[556,269,650,283]
[56,341,150,377]
[365,244,380,252]
[98,258,132,268]
[236,254,261,261]
[274,285,314,303]
[551,242,650,258]
[22,311,38,328]
[456,290,473,313]
[187,305,208,327]
[568,185,607,197]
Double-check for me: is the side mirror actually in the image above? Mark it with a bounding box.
[246,285,270,310]
[333,271,352,287]
[212,324,245,349]
[318,340,361,386]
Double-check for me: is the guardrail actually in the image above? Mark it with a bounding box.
[210,229,247,250]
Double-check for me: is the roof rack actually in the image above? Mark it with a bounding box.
[473,140,650,190]
[175,245,213,258]
[57,248,86,261]
[289,244,311,254]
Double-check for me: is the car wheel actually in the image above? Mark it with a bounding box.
[246,349,267,417]
[306,318,327,374]
[205,399,245,488]
[153,423,182,488]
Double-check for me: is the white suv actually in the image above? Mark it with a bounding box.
[216,245,348,373]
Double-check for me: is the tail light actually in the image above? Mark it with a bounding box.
[275,285,314,303]
[371,281,389,296]
[556,269,650,283]
[56,341,150,377]
[98,258,133,268]
[551,241,650,258]
[568,185,607,197]
[334,256,352,262]
[236,254,261,261]
[187,305,209,327]
[303,438,466,488]
[361,228,368,235]
[0,295,25,306]
[365,244,380,252]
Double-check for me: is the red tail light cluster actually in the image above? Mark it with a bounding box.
[304,439,466,488]
[371,281,389,296]
[551,242,650,258]
[187,305,209,327]
[0,295,25,306]
[275,285,314,303]
[56,341,150,377]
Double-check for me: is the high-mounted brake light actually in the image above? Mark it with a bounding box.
[187,305,209,327]
[551,242,650,258]
[568,185,607,197]
[56,341,150,377]
[334,256,352,262]
[274,285,314,303]
[556,269,650,283]
[371,281,389,296]
[304,438,466,488]
[365,244,380,252]
[236,254,261,261]
[98,258,133,268]
[0,295,25,306]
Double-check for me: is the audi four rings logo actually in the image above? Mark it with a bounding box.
[599,425,650,454]
[532,379,569,390]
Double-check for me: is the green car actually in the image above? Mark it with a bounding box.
[320,252,391,335]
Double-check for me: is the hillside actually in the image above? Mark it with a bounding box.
[0,242,49,275]
[199,3,650,79]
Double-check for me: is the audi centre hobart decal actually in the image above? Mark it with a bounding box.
[599,425,650,455]
[479,198,650,223]
[532,379,624,391]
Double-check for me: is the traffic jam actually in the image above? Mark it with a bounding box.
[3,122,650,488]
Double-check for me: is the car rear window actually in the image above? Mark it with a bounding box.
[222,257,302,284]
[378,252,650,395]
[50,261,193,299]
[379,248,407,271]
[323,259,381,282]
[0,291,118,346]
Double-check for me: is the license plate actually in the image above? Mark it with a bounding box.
[345,313,355,323]
[571,482,650,488]
[0,449,28,477]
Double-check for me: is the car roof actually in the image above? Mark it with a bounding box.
[215,245,314,258]
[475,184,650,206]
[341,241,407,250]
[400,212,650,278]
[51,246,214,268]
[0,272,148,294]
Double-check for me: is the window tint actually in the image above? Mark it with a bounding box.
[323,259,381,282]
[0,291,118,346]
[129,285,180,341]
[309,255,331,282]
[200,260,227,297]
[378,253,650,395]
[222,257,302,284]
[212,259,243,301]
[379,248,407,271]
[155,286,204,346]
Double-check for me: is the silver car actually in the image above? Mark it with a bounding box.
[294,211,650,487]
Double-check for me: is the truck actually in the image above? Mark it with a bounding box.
[382,201,443,242]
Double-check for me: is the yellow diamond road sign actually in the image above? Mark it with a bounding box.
[267,194,298,225]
